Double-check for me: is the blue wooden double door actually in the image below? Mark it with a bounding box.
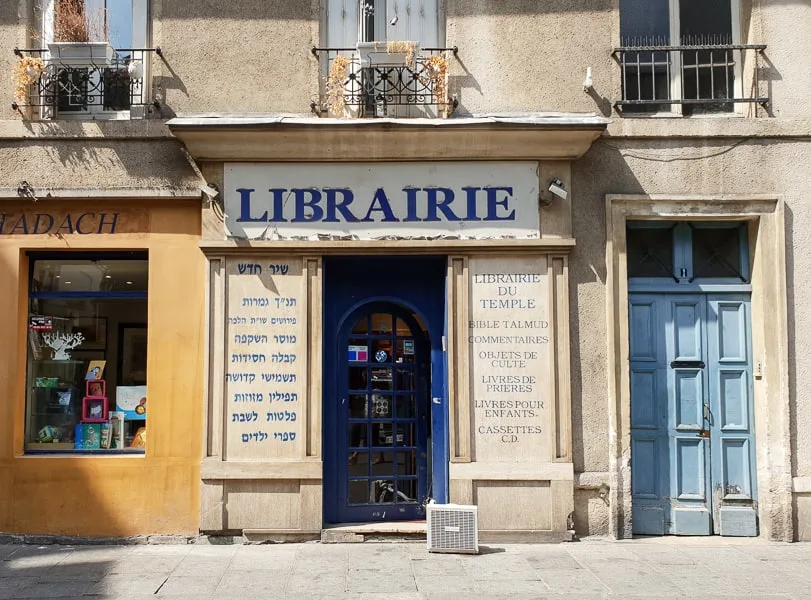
[630,293,758,535]
[323,257,447,524]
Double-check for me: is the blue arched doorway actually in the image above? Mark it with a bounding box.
[323,257,447,524]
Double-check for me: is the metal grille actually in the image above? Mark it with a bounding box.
[613,37,767,114]
[312,46,458,118]
[12,47,160,119]
[426,504,478,554]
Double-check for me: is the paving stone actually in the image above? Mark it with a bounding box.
[538,568,610,594]
[346,568,417,594]
[88,573,168,596]
[157,575,222,596]
[0,576,39,600]
[413,574,480,594]
[10,579,96,598]
[286,573,346,594]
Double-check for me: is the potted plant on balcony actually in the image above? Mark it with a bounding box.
[357,40,419,68]
[47,0,114,66]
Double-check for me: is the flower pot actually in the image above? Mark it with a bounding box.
[357,41,419,67]
[47,42,115,67]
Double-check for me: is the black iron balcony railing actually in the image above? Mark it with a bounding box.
[11,47,161,119]
[311,46,458,118]
[612,41,768,115]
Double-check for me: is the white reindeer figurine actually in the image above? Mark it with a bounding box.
[43,332,85,361]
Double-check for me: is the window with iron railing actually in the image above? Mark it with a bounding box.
[315,0,455,118]
[11,0,157,120]
[614,0,768,115]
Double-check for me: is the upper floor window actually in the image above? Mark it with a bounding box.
[26,0,152,119]
[615,0,767,116]
[327,0,440,48]
[317,1,453,119]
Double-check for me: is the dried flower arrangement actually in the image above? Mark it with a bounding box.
[387,40,417,70]
[53,0,108,42]
[326,55,351,117]
[12,57,46,103]
[422,53,449,110]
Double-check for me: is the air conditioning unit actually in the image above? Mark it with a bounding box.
[426,503,478,554]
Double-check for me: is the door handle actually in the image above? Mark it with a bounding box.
[703,402,710,421]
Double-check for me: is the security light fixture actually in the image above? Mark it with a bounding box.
[200,183,219,199]
[548,179,567,200]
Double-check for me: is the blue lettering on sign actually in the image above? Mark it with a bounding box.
[0,213,120,235]
[234,187,518,224]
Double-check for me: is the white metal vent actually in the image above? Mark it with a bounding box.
[426,503,478,554]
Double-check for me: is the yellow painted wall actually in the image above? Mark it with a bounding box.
[0,200,204,536]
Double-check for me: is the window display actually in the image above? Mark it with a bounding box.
[25,254,148,453]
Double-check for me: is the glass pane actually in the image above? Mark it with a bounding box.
[370,421,389,446]
[620,0,669,44]
[395,339,416,363]
[397,450,418,476]
[349,479,369,504]
[371,313,392,334]
[626,226,675,278]
[394,423,414,447]
[395,368,414,391]
[352,316,368,334]
[26,258,148,454]
[396,478,418,503]
[371,394,392,419]
[692,226,744,279]
[395,394,415,418]
[371,339,393,363]
[371,479,397,504]
[349,421,370,450]
[348,367,367,390]
[31,257,147,293]
[680,0,732,43]
[395,318,411,336]
[348,339,369,363]
[371,368,392,391]
[348,394,367,418]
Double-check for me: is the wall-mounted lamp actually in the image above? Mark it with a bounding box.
[540,179,567,207]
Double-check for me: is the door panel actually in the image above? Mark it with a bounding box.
[630,295,669,535]
[630,292,757,536]
[706,296,757,535]
[666,296,712,534]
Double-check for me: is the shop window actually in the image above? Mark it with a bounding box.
[25,254,148,454]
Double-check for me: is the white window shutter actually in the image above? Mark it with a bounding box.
[328,0,359,47]
[387,0,438,46]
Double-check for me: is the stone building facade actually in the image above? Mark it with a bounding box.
[0,0,808,542]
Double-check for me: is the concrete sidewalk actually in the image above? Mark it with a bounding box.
[0,537,810,600]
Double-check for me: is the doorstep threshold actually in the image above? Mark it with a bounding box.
[324,520,426,534]
[322,520,427,542]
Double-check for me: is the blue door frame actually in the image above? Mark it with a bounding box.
[323,257,448,524]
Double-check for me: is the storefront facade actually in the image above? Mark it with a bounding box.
[0,198,206,537]
[171,119,605,540]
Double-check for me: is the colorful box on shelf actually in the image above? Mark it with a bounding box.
[116,385,147,420]
[82,379,108,423]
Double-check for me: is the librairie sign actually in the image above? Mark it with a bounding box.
[224,162,540,240]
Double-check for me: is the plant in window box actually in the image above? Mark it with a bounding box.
[47,0,115,67]
[357,40,419,68]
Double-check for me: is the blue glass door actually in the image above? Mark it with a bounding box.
[338,304,429,522]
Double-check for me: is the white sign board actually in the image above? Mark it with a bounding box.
[224,162,540,240]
